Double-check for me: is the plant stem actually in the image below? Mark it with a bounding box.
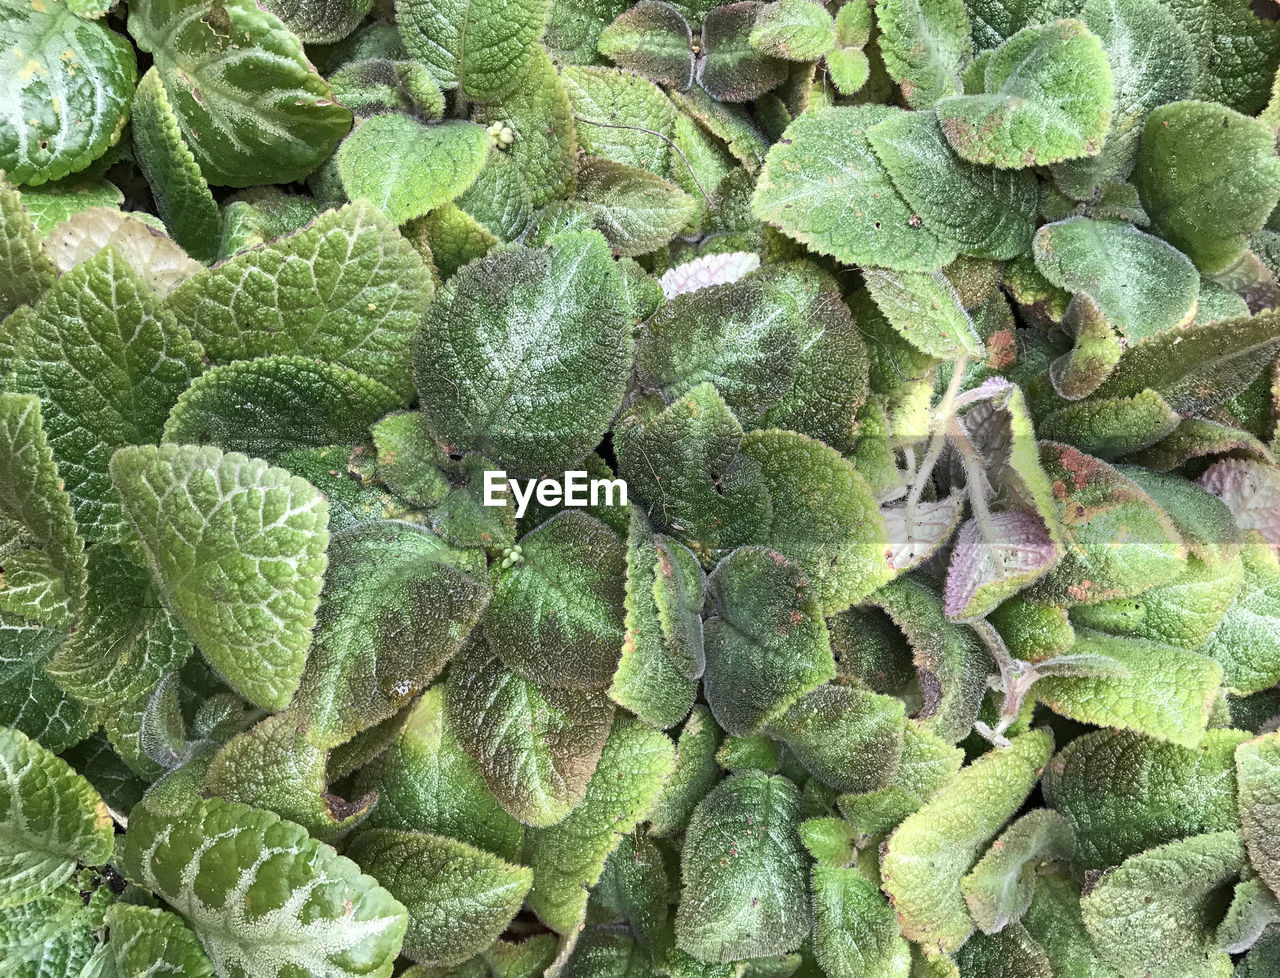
[905,356,969,531]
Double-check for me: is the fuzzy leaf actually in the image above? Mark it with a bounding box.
[0,179,56,320]
[960,810,1075,935]
[110,444,330,712]
[1038,389,1181,460]
[101,904,215,977]
[1164,0,1280,115]
[698,2,789,101]
[769,685,906,794]
[750,0,834,61]
[876,0,971,108]
[261,0,374,42]
[1201,460,1280,557]
[1238,732,1280,900]
[945,512,1058,621]
[1202,539,1280,695]
[576,156,696,257]
[647,703,724,837]
[862,268,983,360]
[128,0,352,187]
[562,65,674,175]
[811,863,911,978]
[599,1,695,87]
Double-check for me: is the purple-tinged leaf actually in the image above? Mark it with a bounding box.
[882,494,966,572]
[945,511,1058,621]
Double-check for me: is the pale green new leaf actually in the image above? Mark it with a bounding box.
[121,796,408,978]
[960,810,1075,934]
[0,726,113,909]
[110,444,330,712]
[876,0,971,108]
[811,863,911,978]
[128,0,352,186]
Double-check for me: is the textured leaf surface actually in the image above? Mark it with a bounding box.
[102,904,215,977]
[600,1,695,86]
[42,208,202,298]
[168,203,431,400]
[261,0,374,42]
[110,444,330,711]
[876,0,970,108]
[0,178,56,319]
[862,268,983,360]
[960,809,1075,934]
[811,863,911,978]
[698,1,789,101]
[122,796,407,977]
[576,156,695,257]
[944,511,1058,621]
[1238,733,1280,899]
[675,770,809,962]
[647,703,723,838]
[128,0,352,186]
[749,0,835,61]
[1202,539,1280,695]
[1164,0,1280,115]
[768,684,905,794]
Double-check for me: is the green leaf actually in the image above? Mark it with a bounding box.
[12,248,204,542]
[398,0,551,99]
[1135,100,1280,275]
[412,231,631,474]
[347,828,531,966]
[102,904,215,977]
[1043,727,1246,873]
[594,832,673,955]
[337,115,489,226]
[1217,877,1280,954]
[8,177,124,239]
[647,703,724,837]
[0,615,92,752]
[749,0,836,61]
[1021,865,1125,978]
[827,44,871,95]
[0,0,135,186]
[167,202,432,401]
[0,726,113,909]
[880,728,1054,954]
[292,520,490,748]
[768,685,906,794]
[0,178,56,319]
[527,715,674,932]
[130,68,222,264]
[675,770,809,962]
[1238,733,1280,900]
[576,156,695,257]
[110,444,330,712]
[127,0,352,187]
[867,110,1037,261]
[1081,831,1245,977]
[446,640,615,827]
[327,58,446,121]
[1034,630,1222,747]
[562,65,675,176]
[862,268,983,360]
[876,0,971,108]
[964,0,1079,53]
[753,106,958,272]
[260,0,374,43]
[122,795,408,977]
[1202,539,1280,695]
[960,810,1075,935]
[599,1,696,87]
[359,687,525,862]
[799,817,858,865]
[811,863,911,978]
[1038,390,1181,459]
[741,429,893,614]
[0,875,105,977]
[703,546,835,735]
[935,20,1113,169]
[698,1,789,102]
[41,208,202,300]
[954,925,1053,978]
[370,412,451,508]
[1032,218,1198,341]
[1164,0,1280,115]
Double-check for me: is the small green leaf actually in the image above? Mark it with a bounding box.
[876,0,971,108]
[0,726,113,909]
[960,810,1075,934]
[675,770,809,962]
[600,1,695,87]
[370,412,451,508]
[260,0,374,43]
[348,828,532,966]
[750,0,836,61]
[811,863,911,978]
[327,58,446,121]
[576,156,696,257]
[862,268,983,360]
[110,444,330,712]
[0,178,57,320]
[102,904,215,977]
[0,615,92,752]
[935,20,1113,169]
[128,0,352,187]
[337,115,489,226]
[1037,389,1181,459]
[768,685,906,794]
[1021,864,1127,978]
[954,925,1053,978]
[798,818,858,866]
[698,1,789,102]
[399,0,551,99]
[122,795,408,977]
[647,703,724,837]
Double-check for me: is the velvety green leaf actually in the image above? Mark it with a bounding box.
[1021,865,1124,978]
[370,412,451,508]
[1135,100,1280,275]
[1217,876,1280,954]
[1038,390,1182,459]
[337,115,489,226]
[527,715,674,931]
[0,179,56,320]
[755,105,960,269]
[862,268,983,360]
[348,828,531,966]
[446,639,615,827]
[0,726,113,909]
[398,0,551,99]
[867,110,1037,260]
[0,875,106,977]
[880,728,1054,954]
[12,248,204,542]
[768,685,906,794]
[562,65,675,176]
[935,20,1112,169]
[101,904,215,977]
[128,0,352,187]
[0,615,91,752]
[361,687,525,861]
[798,817,858,865]
[412,231,630,474]
[131,68,222,264]
[261,0,374,43]
[1164,0,1280,115]
[600,1,696,86]
[703,546,835,735]
[1238,733,1280,900]
[675,770,809,962]
[457,149,535,242]
[167,202,432,400]
[1081,831,1245,977]
[876,0,970,108]
[1202,539,1280,695]
[546,0,628,62]
[327,58,446,120]
[164,356,401,464]
[811,863,911,978]
[216,190,323,259]
[0,0,134,186]
[750,0,835,61]
[647,703,724,837]
[698,2,789,101]
[427,453,518,551]
[110,444,330,712]
[954,925,1052,978]
[1034,630,1222,747]
[293,520,490,748]
[122,795,407,977]
[960,810,1075,934]
[576,156,696,257]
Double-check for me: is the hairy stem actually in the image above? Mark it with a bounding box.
[905,357,969,532]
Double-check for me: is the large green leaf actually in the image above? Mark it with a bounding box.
[1164,0,1280,115]
[600,1,696,87]
[127,0,352,186]
[675,770,809,962]
[0,0,135,186]
[749,0,835,62]
[575,156,695,257]
[752,106,958,272]
[697,1,788,102]
[1238,733,1280,900]
[0,726,113,909]
[348,828,531,966]
[110,444,330,712]
[122,796,407,977]
[167,203,431,400]
[399,0,551,99]
[876,0,970,108]
[527,715,674,931]
[0,615,91,752]
[811,863,910,978]
[935,19,1113,169]
[412,231,631,474]
[768,685,906,794]
[880,729,1054,954]
[11,248,204,542]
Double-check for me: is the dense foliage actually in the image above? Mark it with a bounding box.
[1,0,1280,975]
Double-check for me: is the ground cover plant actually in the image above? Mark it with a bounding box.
[3,0,1280,975]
